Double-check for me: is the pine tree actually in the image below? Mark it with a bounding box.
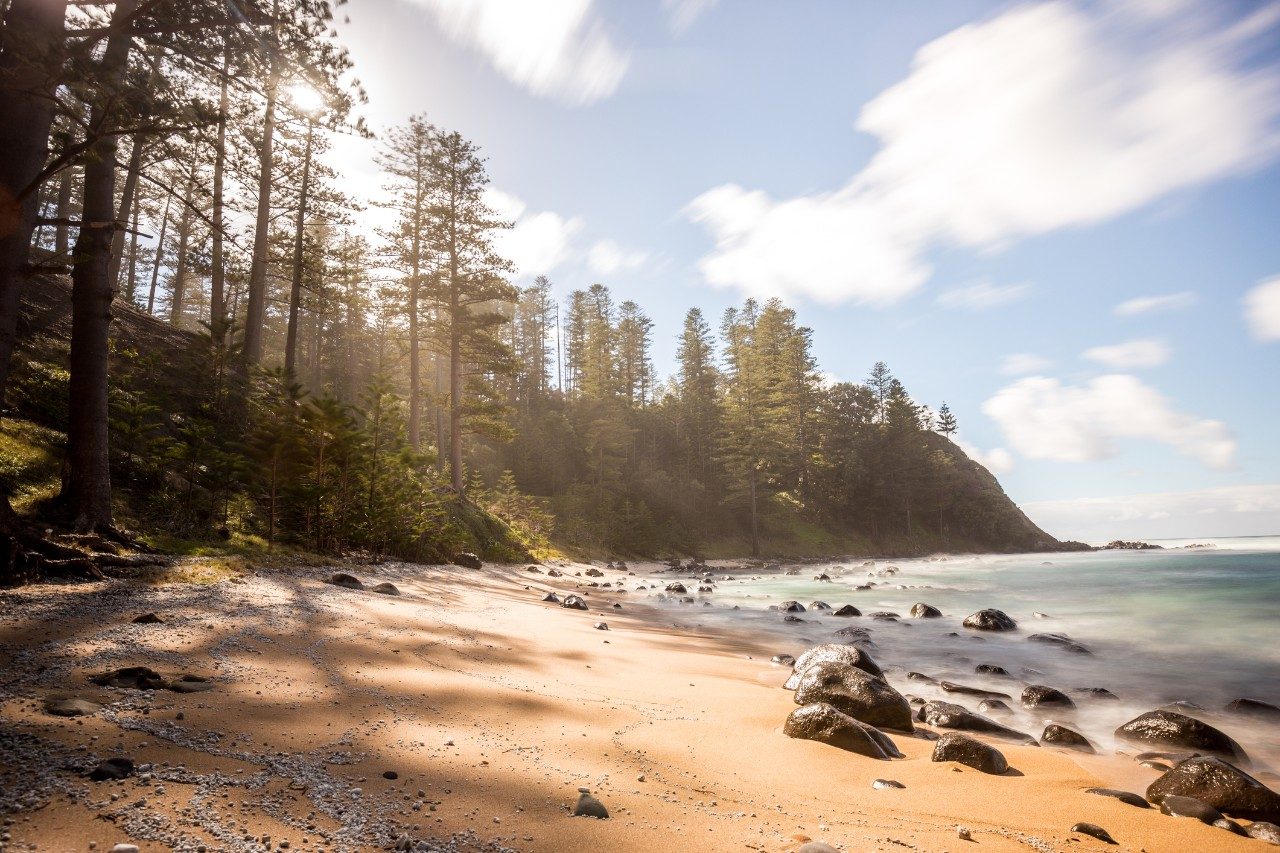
[937,402,958,436]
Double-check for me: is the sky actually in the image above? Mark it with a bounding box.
[324,0,1280,543]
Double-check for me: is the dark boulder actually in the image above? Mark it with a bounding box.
[809,601,831,611]
[1075,687,1120,701]
[832,605,861,617]
[542,592,561,603]
[665,582,687,594]
[572,792,609,819]
[868,611,900,621]
[792,660,914,731]
[975,664,1009,677]
[1147,757,1280,822]
[1070,823,1116,845]
[963,609,1017,631]
[910,603,942,618]
[327,572,364,590]
[833,626,873,645]
[931,732,1009,774]
[907,671,937,684]
[1085,788,1149,808]
[370,582,400,596]
[940,681,1010,700]
[916,700,1036,743]
[772,654,796,666]
[168,674,213,693]
[584,568,604,577]
[561,595,589,611]
[453,553,482,569]
[90,666,167,690]
[784,643,884,690]
[978,699,1014,716]
[1224,698,1280,722]
[1022,684,1076,711]
[779,600,806,613]
[1157,795,1247,834]
[1042,724,1094,752]
[1115,711,1248,763]
[88,757,135,781]
[783,702,903,759]
[131,613,163,624]
[1028,632,1091,654]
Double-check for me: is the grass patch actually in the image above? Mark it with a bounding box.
[0,417,64,512]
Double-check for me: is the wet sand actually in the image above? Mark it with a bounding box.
[0,560,1266,852]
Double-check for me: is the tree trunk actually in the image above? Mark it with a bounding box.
[748,467,760,557]
[123,185,140,302]
[209,47,229,330]
[107,133,143,289]
[168,166,195,325]
[283,120,313,376]
[64,0,137,532]
[54,168,72,257]
[244,34,279,363]
[0,0,67,410]
[146,192,171,314]
[434,355,444,472]
[448,259,463,493]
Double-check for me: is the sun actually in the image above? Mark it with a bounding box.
[288,83,325,115]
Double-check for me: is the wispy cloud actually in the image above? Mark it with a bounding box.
[687,2,1280,303]
[1113,291,1197,316]
[954,437,1015,474]
[983,373,1235,469]
[485,188,583,281]
[1082,338,1171,369]
[936,281,1030,310]
[1022,484,1280,541]
[662,0,720,35]
[1000,353,1054,376]
[587,239,648,275]
[413,0,629,105]
[1243,275,1280,341]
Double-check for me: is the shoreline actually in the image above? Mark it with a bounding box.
[0,558,1269,852]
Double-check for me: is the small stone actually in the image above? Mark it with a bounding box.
[594,622,608,630]
[573,792,609,819]
[872,779,905,789]
[383,771,399,780]
[1071,822,1117,845]
[957,826,972,841]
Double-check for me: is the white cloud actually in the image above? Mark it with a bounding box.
[1022,484,1280,542]
[1243,276,1280,341]
[982,373,1235,469]
[687,2,1280,303]
[936,281,1030,310]
[485,188,583,280]
[414,0,629,104]
[1082,338,1172,368]
[587,239,648,275]
[1113,291,1198,316]
[662,0,719,35]
[1001,353,1054,376]
[954,437,1015,474]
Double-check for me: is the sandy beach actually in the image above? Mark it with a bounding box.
[0,560,1268,852]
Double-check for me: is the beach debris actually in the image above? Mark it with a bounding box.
[1157,795,1247,834]
[572,791,609,819]
[793,661,913,731]
[1115,710,1249,763]
[910,602,941,618]
[1085,787,1149,808]
[784,702,903,759]
[452,552,482,569]
[962,609,1017,631]
[832,604,860,617]
[561,595,589,611]
[131,612,163,624]
[932,732,1009,775]
[917,701,1036,744]
[370,582,400,596]
[785,644,884,690]
[1027,632,1091,654]
[1147,756,1280,823]
[43,697,100,717]
[872,778,905,789]
[594,622,609,630]
[327,572,364,590]
[1021,684,1076,711]
[88,757,134,781]
[1042,724,1095,753]
[940,681,1011,700]
[1070,822,1117,844]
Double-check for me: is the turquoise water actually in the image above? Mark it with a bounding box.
[639,536,1280,766]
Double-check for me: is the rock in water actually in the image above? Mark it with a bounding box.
[561,595,589,611]
[872,779,906,789]
[832,604,861,617]
[572,792,609,818]
[975,664,1009,676]
[963,609,1017,631]
[916,700,1036,743]
[327,572,364,590]
[1022,685,1076,710]
[131,612,163,624]
[1071,823,1117,845]
[910,602,942,618]
[1115,710,1248,763]
[1224,698,1280,722]
[978,699,1014,716]
[665,582,687,593]
[1028,632,1092,654]
[940,681,1010,700]
[1246,822,1280,845]
[784,643,884,690]
[453,552,482,569]
[90,666,167,690]
[370,582,400,596]
[1042,724,1094,752]
[1146,756,1280,823]
[779,600,806,613]
[792,660,914,731]
[783,702,903,759]
[932,732,1008,774]
[88,757,134,781]
[1085,788,1150,808]
[1157,795,1247,834]
[43,697,100,717]
[810,601,831,611]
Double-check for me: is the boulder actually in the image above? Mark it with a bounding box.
[594,622,609,631]
[90,666,167,690]
[1147,757,1280,822]
[1070,823,1116,845]
[1075,687,1120,701]
[370,582,400,596]
[910,603,941,618]
[809,601,831,611]
[1042,724,1094,752]
[940,681,1010,700]
[584,568,604,577]
[916,700,1036,743]
[772,654,796,666]
[572,792,609,819]
[1224,698,1280,722]
[665,582,687,594]
[43,697,101,717]
[327,572,364,590]
[833,626,873,645]
[978,699,1013,716]
[1246,822,1280,845]
[1158,795,1247,834]
[131,613,163,624]
[931,732,1009,774]
[561,595,589,611]
[1115,711,1248,763]
[784,644,884,690]
[1085,788,1149,809]
[542,592,561,603]
[792,660,914,731]
[452,552,482,569]
[779,600,806,613]
[975,664,1009,676]
[88,757,135,781]
[832,605,861,617]
[783,702,903,759]
[1022,685,1076,711]
[963,609,1017,631]
[168,674,213,693]
[1028,632,1091,654]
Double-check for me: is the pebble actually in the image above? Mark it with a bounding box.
[871,779,905,789]
[1071,822,1118,845]
[957,826,972,841]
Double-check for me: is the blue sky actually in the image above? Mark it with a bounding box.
[330,0,1280,541]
